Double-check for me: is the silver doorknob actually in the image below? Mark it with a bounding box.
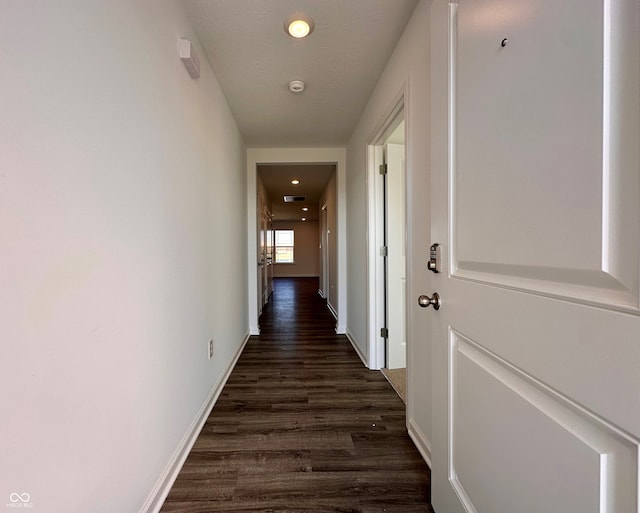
[418,292,441,310]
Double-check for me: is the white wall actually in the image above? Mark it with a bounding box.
[346,0,432,459]
[272,221,320,277]
[0,2,247,512]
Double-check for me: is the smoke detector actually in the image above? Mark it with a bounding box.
[289,80,305,93]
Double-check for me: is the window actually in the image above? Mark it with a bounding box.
[275,230,294,263]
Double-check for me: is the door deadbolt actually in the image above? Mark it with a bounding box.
[418,292,441,310]
[428,243,441,273]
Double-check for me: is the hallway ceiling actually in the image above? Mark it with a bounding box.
[258,164,335,222]
[182,0,419,147]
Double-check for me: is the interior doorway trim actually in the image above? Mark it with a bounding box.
[246,148,347,335]
[366,84,408,370]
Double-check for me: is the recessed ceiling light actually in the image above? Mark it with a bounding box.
[284,15,315,39]
[288,20,310,38]
[291,179,300,185]
[302,207,309,212]
[301,217,307,221]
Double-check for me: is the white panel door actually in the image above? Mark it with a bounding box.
[257,191,267,316]
[386,143,407,369]
[321,206,329,298]
[430,1,640,512]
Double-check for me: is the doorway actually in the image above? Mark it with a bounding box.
[383,126,406,371]
[381,123,407,402]
[367,95,407,385]
[246,149,347,336]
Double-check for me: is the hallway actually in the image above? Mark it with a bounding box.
[160,278,432,513]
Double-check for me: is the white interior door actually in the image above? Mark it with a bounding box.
[321,205,329,299]
[385,143,407,369]
[261,204,269,307]
[257,190,270,316]
[266,220,273,298]
[257,191,264,317]
[430,1,640,512]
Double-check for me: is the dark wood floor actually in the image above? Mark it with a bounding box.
[160,277,433,513]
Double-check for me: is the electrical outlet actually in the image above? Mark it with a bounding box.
[208,339,214,359]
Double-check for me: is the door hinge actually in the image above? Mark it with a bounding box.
[380,327,389,338]
[379,163,388,175]
[380,246,388,257]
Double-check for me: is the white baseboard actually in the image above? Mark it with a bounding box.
[408,417,432,468]
[327,301,338,320]
[139,333,250,513]
[346,331,367,367]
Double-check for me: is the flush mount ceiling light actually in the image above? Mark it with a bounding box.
[288,80,305,93]
[284,14,315,38]
[291,179,300,185]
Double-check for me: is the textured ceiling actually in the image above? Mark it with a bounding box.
[258,164,335,221]
[182,0,419,147]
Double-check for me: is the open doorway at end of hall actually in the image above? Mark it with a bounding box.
[247,150,347,337]
[254,162,338,331]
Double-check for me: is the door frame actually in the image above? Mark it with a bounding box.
[366,86,407,370]
[246,148,347,335]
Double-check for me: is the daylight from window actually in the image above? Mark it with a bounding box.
[275,229,294,263]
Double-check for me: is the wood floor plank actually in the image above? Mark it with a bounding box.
[160,277,434,513]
